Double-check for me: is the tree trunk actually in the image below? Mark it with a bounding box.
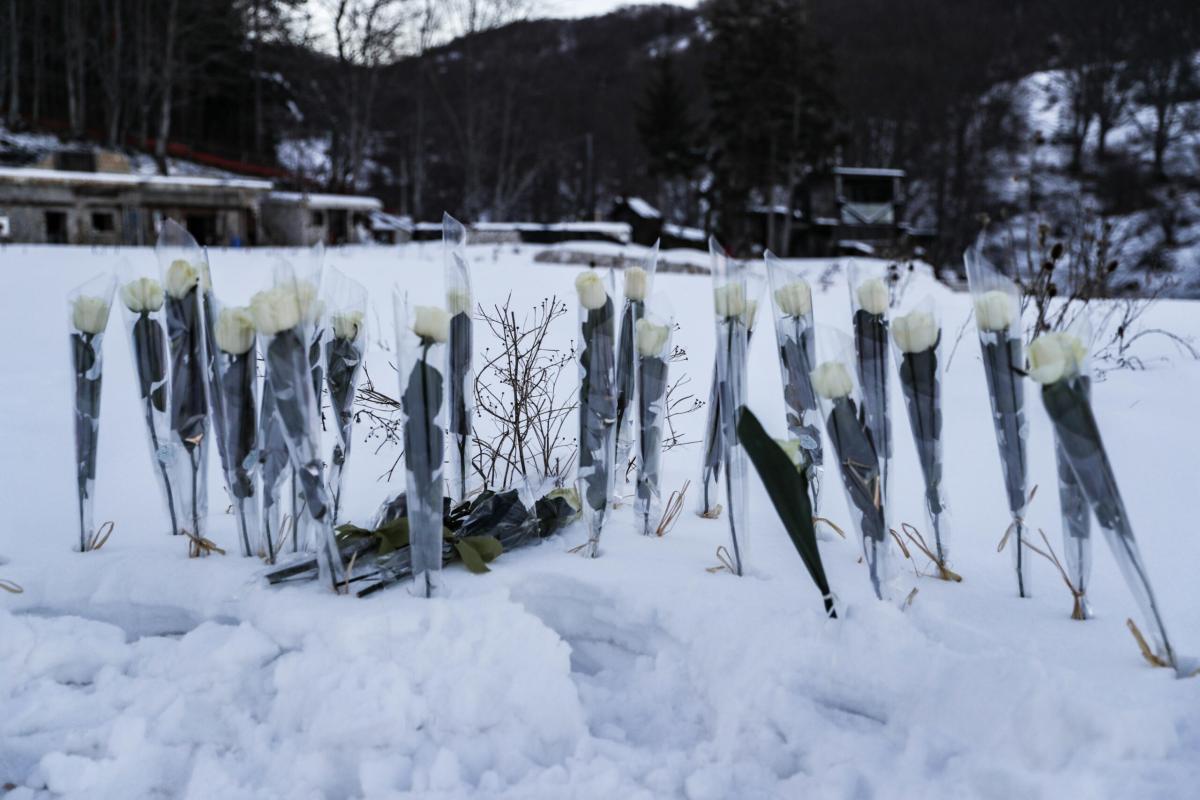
[155,0,180,174]
[7,0,20,127]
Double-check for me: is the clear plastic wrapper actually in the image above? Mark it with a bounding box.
[711,238,761,575]
[847,260,893,515]
[891,297,953,573]
[68,273,115,552]
[258,362,291,560]
[251,260,345,591]
[324,269,368,525]
[296,243,327,552]
[765,250,822,514]
[615,241,659,491]
[697,241,766,517]
[116,263,182,538]
[443,213,475,506]
[575,268,617,557]
[964,245,1032,597]
[634,301,673,536]
[1032,329,1182,672]
[813,328,892,600]
[208,295,262,557]
[394,292,448,596]
[156,220,211,541]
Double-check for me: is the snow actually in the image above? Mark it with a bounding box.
[0,166,273,191]
[2,242,1200,797]
[623,197,661,219]
[265,191,383,211]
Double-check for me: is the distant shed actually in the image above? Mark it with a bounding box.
[260,191,384,246]
[611,196,663,246]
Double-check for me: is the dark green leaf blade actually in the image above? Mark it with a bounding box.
[737,407,836,617]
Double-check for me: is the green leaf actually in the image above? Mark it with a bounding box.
[375,518,410,556]
[461,535,503,562]
[453,540,491,574]
[737,407,836,618]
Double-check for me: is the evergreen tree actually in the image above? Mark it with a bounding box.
[636,52,701,196]
[703,0,837,254]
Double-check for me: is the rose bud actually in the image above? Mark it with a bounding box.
[412,305,451,343]
[215,307,256,355]
[575,270,608,310]
[635,318,670,357]
[1028,331,1086,385]
[446,288,472,316]
[891,309,939,353]
[332,309,365,341]
[165,259,201,299]
[250,288,301,335]
[811,361,854,399]
[974,290,1014,332]
[121,277,165,313]
[774,280,812,317]
[713,283,746,319]
[72,295,111,335]
[624,267,649,301]
[856,277,889,315]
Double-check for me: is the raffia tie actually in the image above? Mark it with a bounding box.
[705,545,738,574]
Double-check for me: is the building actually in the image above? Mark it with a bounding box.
[0,147,387,247]
[0,157,271,247]
[743,166,910,257]
[260,192,384,246]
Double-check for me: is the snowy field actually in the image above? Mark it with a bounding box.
[2,241,1199,799]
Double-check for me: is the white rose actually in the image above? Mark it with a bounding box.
[624,267,649,301]
[120,277,164,313]
[575,271,608,310]
[811,360,854,399]
[856,277,889,315]
[974,290,1014,332]
[713,283,746,319]
[1028,331,1087,385]
[165,259,200,299]
[635,318,670,357]
[412,305,451,343]
[774,280,812,317]
[892,310,939,353]
[250,288,301,335]
[332,310,364,341]
[72,295,110,335]
[446,288,472,316]
[215,307,256,355]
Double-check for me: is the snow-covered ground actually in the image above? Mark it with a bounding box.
[1,242,1199,799]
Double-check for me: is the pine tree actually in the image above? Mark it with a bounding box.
[635,52,701,221]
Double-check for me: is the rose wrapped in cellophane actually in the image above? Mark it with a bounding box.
[634,306,673,537]
[964,246,1033,597]
[848,260,894,519]
[258,365,291,561]
[68,274,115,552]
[293,243,326,552]
[394,295,449,596]
[710,238,761,576]
[765,250,822,514]
[1032,330,1185,673]
[812,330,891,600]
[575,269,617,557]
[117,265,181,538]
[443,213,475,507]
[251,264,345,591]
[323,269,368,525]
[615,241,659,493]
[156,220,211,544]
[891,299,955,577]
[209,299,262,557]
[697,240,766,518]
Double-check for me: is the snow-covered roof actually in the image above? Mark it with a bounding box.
[265,191,382,211]
[622,196,661,219]
[834,167,905,178]
[837,239,876,255]
[371,210,413,232]
[663,222,706,242]
[0,166,273,191]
